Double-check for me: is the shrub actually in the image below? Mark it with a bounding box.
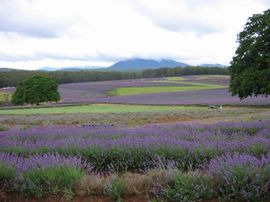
[164,171,216,202]
[21,166,84,198]
[121,173,152,195]
[208,153,270,201]
[75,174,106,196]
[0,125,8,131]
[0,163,15,191]
[82,147,153,172]
[148,169,173,197]
[104,176,124,202]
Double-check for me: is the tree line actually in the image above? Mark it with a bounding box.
[0,66,228,88]
[142,66,228,78]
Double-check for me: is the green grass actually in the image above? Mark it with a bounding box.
[166,77,187,81]
[0,104,206,115]
[108,83,225,96]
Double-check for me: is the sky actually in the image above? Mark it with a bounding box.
[0,0,269,70]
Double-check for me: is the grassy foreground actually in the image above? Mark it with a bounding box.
[0,104,206,115]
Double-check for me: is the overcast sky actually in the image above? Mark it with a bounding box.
[0,0,269,70]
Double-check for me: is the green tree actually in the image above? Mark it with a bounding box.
[229,9,270,99]
[12,76,60,105]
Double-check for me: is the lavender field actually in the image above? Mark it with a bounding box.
[59,76,270,105]
[1,75,270,201]
[1,1,270,201]
[2,76,269,106]
[1,120,270,201]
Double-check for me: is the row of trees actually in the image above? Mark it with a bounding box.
[0,66,228,88]
[142,66,228,78]
[0,70,140,88]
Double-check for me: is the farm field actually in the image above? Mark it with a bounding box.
[2,75,269,106]
[58,75,270,105]
[1,105,269,130]
[107,83,225,96]
[1,3,269,202]
[1,102,270,201]
[1,118,270,201]
[1,75,270,201]
[0,104,204,115]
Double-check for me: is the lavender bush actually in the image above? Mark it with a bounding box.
[164,171,216,202]
[208,153,270,201]
[0,153,90,197]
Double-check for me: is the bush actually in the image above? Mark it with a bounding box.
[21,166,84,198]
[121,173,152,195]
[75,174,106,196]
[82,147,153,172]
[164,171,216,202]
[0,163,15,191]
[104,176,124,202]
[208,153,270,201]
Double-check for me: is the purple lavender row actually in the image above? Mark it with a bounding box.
[0,152,92,173]
[0,121,269,153]
[208,152,270,175]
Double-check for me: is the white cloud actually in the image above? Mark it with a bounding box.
[0,0,74,38]
[128,0,223,35]
[0,0,269,69]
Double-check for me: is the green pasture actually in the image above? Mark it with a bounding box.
[166,77,187,81]
[108,82,226,96]
[149,75,229,85]
[0,104,206,115]
[194,75,230,79]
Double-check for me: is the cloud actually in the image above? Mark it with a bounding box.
[0,0,269,69]
[0,0,72,38]
[0,49,122,65]
[128,0,223,35]
[128,0,270,35]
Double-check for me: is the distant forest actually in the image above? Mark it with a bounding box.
[0,66,228,87]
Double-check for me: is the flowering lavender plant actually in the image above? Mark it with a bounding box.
[208,153,270,201]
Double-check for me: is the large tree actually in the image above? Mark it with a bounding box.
[12,76,60,105]
[229,9,270,99]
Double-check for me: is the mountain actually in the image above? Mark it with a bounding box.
[38,67,58,71]
[31,60,227,72]
[108,59,189,71]
[200,63,227,68]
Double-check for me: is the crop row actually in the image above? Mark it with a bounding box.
[0,120,269,172]
[0,153,270,201]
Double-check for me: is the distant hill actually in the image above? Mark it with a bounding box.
[38,67,58,71]
[5,60,226,72]
[200,63,227,68]
[108,59,189,71]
